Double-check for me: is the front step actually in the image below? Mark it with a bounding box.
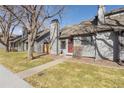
[66,53,73,56]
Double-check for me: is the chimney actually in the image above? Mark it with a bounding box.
[50,19,60,55]
[98,5,105,25]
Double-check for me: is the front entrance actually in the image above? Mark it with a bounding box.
[68,38,73,53]
[43,42,49,54]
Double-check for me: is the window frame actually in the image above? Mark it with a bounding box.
[61,40,66,49]
[81,36,94,45]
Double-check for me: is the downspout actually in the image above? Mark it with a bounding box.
[119,30,123,65]
[94,33,97,62]
[57,24,59,55]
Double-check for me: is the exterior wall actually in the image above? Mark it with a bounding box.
[81,36,95,57]
[119,31,124,61]
[34,41,42,54]
[73,37,82,57]
[60,39,68,56]
[34,42,43,54]
[34,41,43,54]
[15,41,27,52]
[13,32,50,54]
[96,31,124,61]
[17,42,22,51]
[34,32,50,54]
[95,31,117,61]
[73,36,95,57]
[24,42,28,51]
[34,41,38,53]
[72,31,123,62]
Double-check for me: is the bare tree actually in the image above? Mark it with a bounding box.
[0,6,20,52]
[3,5,64,60]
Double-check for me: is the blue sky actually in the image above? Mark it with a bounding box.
[60,5,124,27]
[14,5,124,35]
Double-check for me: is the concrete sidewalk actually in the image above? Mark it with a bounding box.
[0,65,32,88]
[17,56,70,79]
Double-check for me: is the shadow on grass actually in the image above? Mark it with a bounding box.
[33,53,48,60]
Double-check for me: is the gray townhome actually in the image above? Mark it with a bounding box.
[59,6,124,62]
[10,19,60,55]
[0,6,124,63]
[10,29,50,54]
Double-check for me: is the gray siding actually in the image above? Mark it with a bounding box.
[119,31,124,61]
[73,36,95,57]
[34,32,50,54]
[73,31,123,62]
[96,31,114,60]
[95,31,124,61]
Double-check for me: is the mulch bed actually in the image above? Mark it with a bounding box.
[68,57,124,69]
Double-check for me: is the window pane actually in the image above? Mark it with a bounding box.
[61,41,66,49]
[81,36,93,45]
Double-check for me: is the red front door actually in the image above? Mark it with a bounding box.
[68,38,73,53]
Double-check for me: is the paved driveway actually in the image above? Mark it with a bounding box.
[0,65,32,88]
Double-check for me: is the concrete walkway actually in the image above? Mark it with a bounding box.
[0,65,32,88]
[17,56,70,79]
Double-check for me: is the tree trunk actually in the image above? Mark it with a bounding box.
[5,45,9,52]
[27,34,34,60]
[5,40,10,52]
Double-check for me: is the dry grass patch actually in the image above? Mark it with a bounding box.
[25,61,124,88]
[0,49,53,73]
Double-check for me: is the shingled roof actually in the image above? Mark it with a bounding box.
[10,35,22,42]
[11,29,50,43]
[105,7,124,16]
[36,29,50,40]
[60,7,124,39]
[60,21,95,38]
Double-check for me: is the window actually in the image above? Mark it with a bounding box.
[81,36,94,45]
[61,41,66,49]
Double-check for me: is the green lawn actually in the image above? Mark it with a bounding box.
[25,61,124,88]
[0,49,53,73]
